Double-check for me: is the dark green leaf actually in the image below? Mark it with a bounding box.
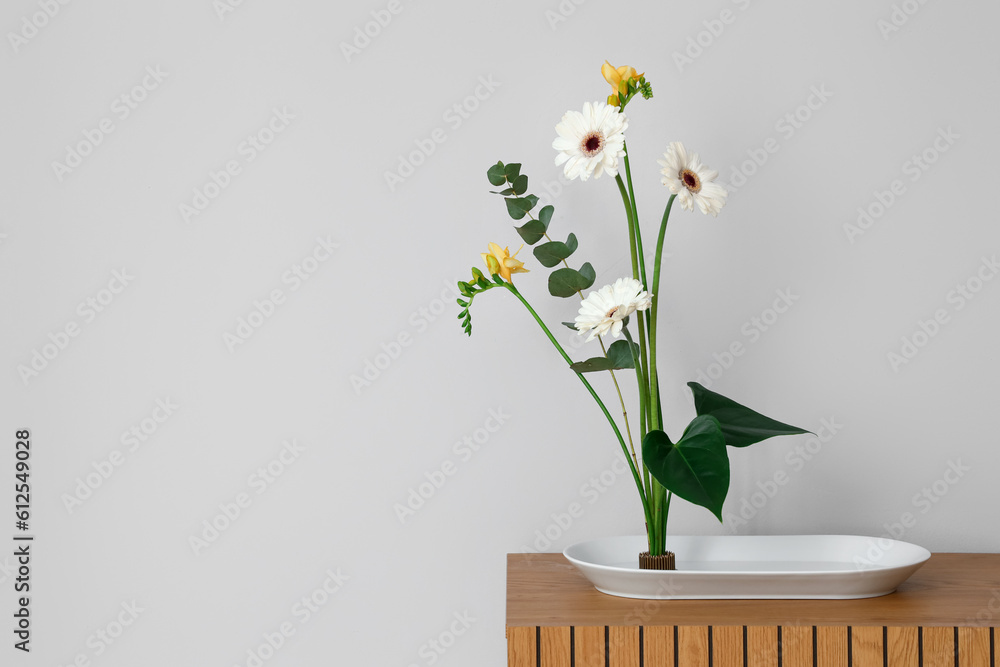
[490,188,515,196]
[503,163,521,181]
[642,416,730,521]
[538,205,554,228]
[561,321,578,331]
[487,162,506,187]
[687,382,812,448]
[512,175,528,196]
[514,219,548,245]
[505,197,536,221]
[548,264,596,298]
[568,341,638,373]
[532,233,578,268]
[605,339,638,369]
[569,357,616,373]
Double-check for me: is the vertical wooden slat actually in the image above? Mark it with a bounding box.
[782,625,814,667]
[923,627,955,667]
[507,626,537,667]
[957,627,991,667]
[746,626,779,667]
[887,627,919,667]
[609,626,640,667]
[644,625,675,666]
[816,626,849,667]
[677,626,710,667]
[712,626,744,667]
[575,626,604,667]
[540,626,572,667]
[851,626,884,667]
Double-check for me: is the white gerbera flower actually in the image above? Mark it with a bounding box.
[575,277,652,341]
[657,142,728,216]
[552,102,628,182]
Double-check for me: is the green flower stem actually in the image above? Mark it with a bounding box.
[505,282,653,530]
[662,491,672,547]
[615,173,652,432]
[622,148,647,288]
[641,194,676,557]
[648,194,676,433]
[615,174,640,285]
[623,328,652,505]
[616,172,660,553]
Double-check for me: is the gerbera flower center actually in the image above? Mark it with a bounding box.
[605,306,621,319]
[581,131,605,157]
[681,168,701,193]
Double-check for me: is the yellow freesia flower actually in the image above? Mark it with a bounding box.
[481,242,529,282]
[602,61,644,106]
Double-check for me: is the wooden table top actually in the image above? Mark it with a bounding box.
[506,553,1000,627]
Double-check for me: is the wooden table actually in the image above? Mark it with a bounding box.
[506,553,1000,666]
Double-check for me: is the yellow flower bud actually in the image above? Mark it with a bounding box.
[601,61,644,107]
[481,242,529,282]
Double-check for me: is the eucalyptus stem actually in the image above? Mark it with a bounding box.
[540,230,641,474]
[505,282,652,530]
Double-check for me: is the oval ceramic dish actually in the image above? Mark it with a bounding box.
[563,535,931,599]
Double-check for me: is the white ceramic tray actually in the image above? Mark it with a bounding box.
[563,535,931,599]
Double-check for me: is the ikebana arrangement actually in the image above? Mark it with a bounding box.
[456,62,809,569]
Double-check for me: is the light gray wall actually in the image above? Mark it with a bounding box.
[2,0,997,664]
